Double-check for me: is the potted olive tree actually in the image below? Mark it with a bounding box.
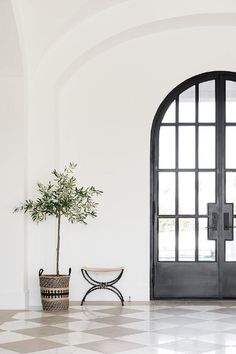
[14,163,102,311]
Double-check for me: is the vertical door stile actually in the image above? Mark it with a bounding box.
[216,74,225,298]
[195,84,199,262]
[175,96,179,262]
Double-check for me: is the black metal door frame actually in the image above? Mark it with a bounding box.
[150,70,236,299]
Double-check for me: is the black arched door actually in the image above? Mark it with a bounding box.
[151,71,236,298]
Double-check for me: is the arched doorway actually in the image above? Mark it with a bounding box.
[151,71,236,298]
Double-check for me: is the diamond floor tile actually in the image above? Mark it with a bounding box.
[1,301,236,353]
[43,331,108,346]
[84,325,143,338]
[91,316,143,325]
[157,339,224,354]
[14,325,75,337]
[155,326,214,339]
[0,331,33,344]
[118,332,182,346]
[0,320,45,331]
[32,346,102,354]
[54,320,110,331]
[76,339,146,354]
[0,339,63,353]
[196,332,236,346]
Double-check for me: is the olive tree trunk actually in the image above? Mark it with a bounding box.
[56,212,61,275]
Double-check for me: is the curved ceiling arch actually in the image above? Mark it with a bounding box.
[54,13,236,91]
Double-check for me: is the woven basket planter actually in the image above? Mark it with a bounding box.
[39,268,71,311]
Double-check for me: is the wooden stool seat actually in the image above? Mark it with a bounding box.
[82,267,124,272]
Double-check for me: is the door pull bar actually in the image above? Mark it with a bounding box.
[224,212,234,230]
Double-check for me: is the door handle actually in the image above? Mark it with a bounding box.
[223,204,234,240]
[224,212,235,230]
[211,212,218,230]
[207,212,218,230]
[207,203,218,240]
[224,212,230,230]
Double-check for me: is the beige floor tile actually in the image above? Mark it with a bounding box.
[0,338,63,353]
[30,316,78,325]
[84,326,143,338]
[43,332,108,346]
[32,347,102,354]
[0,320,45,331]
[54,320,110,331]
[15,325,75,337]
[0,348,20,354]
[0,331,33,344]
[94,308,141,316]
[91,316,142,325]
[77,339,146,354]
[13,312,54,320]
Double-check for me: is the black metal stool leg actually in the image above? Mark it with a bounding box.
[106,286,124,305]
[81,285,99,306]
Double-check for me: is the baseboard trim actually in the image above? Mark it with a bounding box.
[0,290,29,309]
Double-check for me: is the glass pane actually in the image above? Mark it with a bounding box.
[226,127,236,169]
[199,81,215,123]
[199,126,215,168]
[159,172,175,215]
[198,218,215,261]
[162,101,175,123]
[199,172,215,215]
[179,172,195,214]
[226,81,236,122]
[179,126,195,168]
[179,86,195,122]
[226,172,236,215]
[226,219,236,261]
[158,218,175,261]
[179,218,195,261]
[159,127,175,168]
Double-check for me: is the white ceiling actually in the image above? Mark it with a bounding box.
[4,0,236,76]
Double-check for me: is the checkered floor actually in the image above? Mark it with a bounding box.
[2,302,236,353]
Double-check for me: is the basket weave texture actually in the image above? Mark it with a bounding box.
[39,274,70,311]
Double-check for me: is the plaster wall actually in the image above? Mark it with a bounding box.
[0,0,25,308]
[2,0,236,308]
[27,26,236,306]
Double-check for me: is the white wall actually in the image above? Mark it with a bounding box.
[28,25,236,306]
[0,0,26,308]
[2,1,236,308]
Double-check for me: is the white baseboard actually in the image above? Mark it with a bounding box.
[0,290,29,309]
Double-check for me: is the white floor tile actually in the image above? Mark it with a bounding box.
[121,312,173,320]
[177,305,224,312]
[121,348,183,354]
[65,311,111,320]
[0,331,33,344]
[0,320,45,331]
[13,311,54,320]
[118,332,182,346]
[120,321,178,332]
[197,332,236,346]
[187,320,236,331]
[54,320,110,331]
[32,346,102,354]
[182,312,234,321]
[43,332,108,345]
